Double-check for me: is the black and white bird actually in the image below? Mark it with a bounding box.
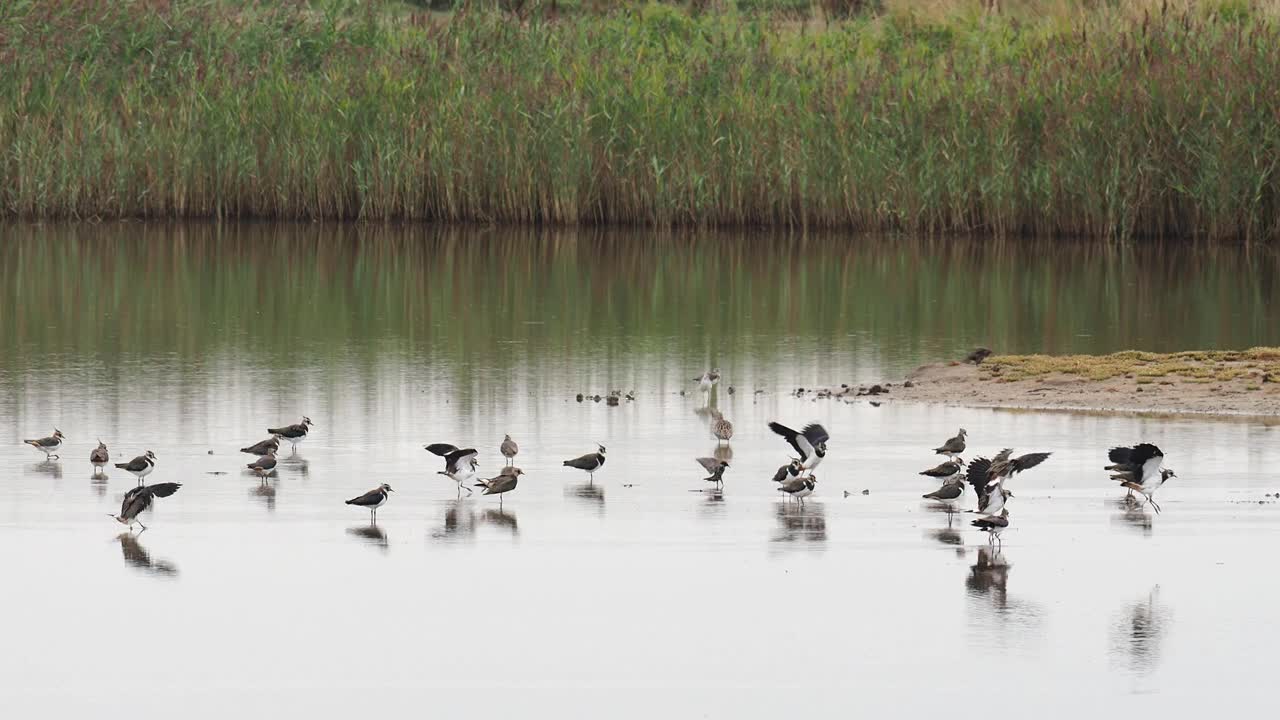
[267,416,313,452]
[23,428,65,460]
[110,482,182,531]
[247,451,278,480]
[778,475,817,503]
[971,509,1010,547]
[564,445,607,480]
[710,410,734,445]
[768,422,829,474]
[240,435,281,456]
[429,446,479,495]
[919,459,963,479]
[986,448,1052,487]
[500,435,519,466]
[965,457,1013,516]
[90,440,110,475]
[115,451,157,485]
[695,457,729,487]
[772,459,802,484]
[694,368,721,392]
[475,468,524,508]
[923,476,966,511]
[1107,444,1173,512]
[933,428,967,459]
[346,483,393,522]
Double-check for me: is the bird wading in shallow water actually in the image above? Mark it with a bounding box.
[346,484,393,522]
[475,468,524,508]
[920,459,963,479]
[772,459,802,485]
[768,422,829,475]
[1107,444,1173,513]
[24,429,65,461]
[694,368,721,393]
[563,445,607,481]
[110,482,182,532]
[778,475,817,504]
[933,429,967,460]
[241,435,281,456]
[695,457,729,487]
[268,416,313,453]
[90,440,110,475]
[971,509,1010,548]
[710,410,734,446]
[115,451,157,485]
[500,435,519,467]
[247,450,278,480]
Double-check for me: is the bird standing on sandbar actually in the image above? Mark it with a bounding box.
[240,435,281,456]
[23,429,65,461]
[778,475,817,504]
[115,451,157,485]
[346,484,393,522]
[475,468,524,508]
[768,422,829,475]
[247,450,278,480]
[710,410,734,446]
[695,457,729,487]
[110,482,182,531]
[500,435,519,467]
[1106,443,1173,513]
[90,440,110,475]
[933,429,967,460]
[267,416,313,453]
[564,445,607,480]
[694,368,721,393]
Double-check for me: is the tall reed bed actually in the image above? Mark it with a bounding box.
[2,1,1278,238]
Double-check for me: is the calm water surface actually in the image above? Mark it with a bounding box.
[2,224,1279,716]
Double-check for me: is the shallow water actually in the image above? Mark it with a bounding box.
[2,225,1279,715]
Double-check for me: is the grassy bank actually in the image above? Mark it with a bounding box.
[2,1,1279,237]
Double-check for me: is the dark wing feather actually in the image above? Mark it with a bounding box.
[778,477,807,493]
[923,483,963,501]
[116,455,148,472]
[444,448,478,473]
[771,464,793,483]
[426,443,459,457]
[147,483,182,499]
[767,422,806,458]
[801,424,830,447]
[345,488,385,507]
[563,453,601,470]
[1107,446,1134,465]
[482,475,517,495]
[269,423,307,439]
[1011,452,1052,474]
[965,458,993,499]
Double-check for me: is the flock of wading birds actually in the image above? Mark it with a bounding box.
[20,370,1177,542]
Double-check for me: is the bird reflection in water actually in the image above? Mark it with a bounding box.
[712,444,733,463]
[481,508,519,538]
[33,461,63,480]
[566,482,605,514]
[431,499,477,543]
[91,473,108,497]
[966,546,1043,643]
[1112,496,1154,535]
[347,523,389,551]
[1111,586,1169,676]
[966,547,1011,608]
[925,524,964,554]
[249,479,277,512]
[279,455,309,479]
[116,532,179,578]
[771,500,827,547]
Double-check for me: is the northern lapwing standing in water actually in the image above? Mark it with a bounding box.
[920,459,963,480]
[923,476,966,515]
[1106,443,1173,513]
[247,450,278,480]
[695,457,729,487]
[500,435,519,467]
[240,435,281,456]
[564,445,606,481]
[430,445,479,496]
[971,509,1010,548]
[115,451,157,485]
[694,368,721,393]
[90,440,110,475]
[23,429,65,461]
[346,483,393,522]
[933,429,967,460]
[768,422,828,475]
[267,416,313,453]
[965,457,1013,516]
[778,474,817,504]
[710,410,734,445]
[110,482,182,531]
[475,468,524,509]
[772,459,802,485]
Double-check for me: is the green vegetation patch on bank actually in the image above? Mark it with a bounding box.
[983,348,1280,382]
[2,1,1279,237]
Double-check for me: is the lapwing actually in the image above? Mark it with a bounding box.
[778,474,817,504]
[710,410,734,445]
[694,368,721,393]
[772,459,802,484]
[920,459,963,479]
[965,457,1013,516]
[346,483,393,522]
[247,450,278,480]
[563,445,606,480]
[922,476,966,513]
[500,435,519,467]
[767,422,828,474]
[23,429,65,461]
[427,444,479,474]
[267,416,313,452]
[115,451,157,485]
[987,448,1052,486]
[971,509,1010,548]
[933,429,966,459]
[90,440,110,475]
[240,435,281,456]
[695,457,729,487]
[1106,443,1167,500]
[475,468,523,508]
[110,482,182,531]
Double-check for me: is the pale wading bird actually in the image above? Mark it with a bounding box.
[240,435,281,456]
[767,422,829,475]
[115,451,157,485]
[110,482,182,531]
[475,468,524,509]
[90,440,110,475]
[710,410,734,445]
[694,368,721,393]
[247,450,278,480]
[919,459,963,479]
[933,429,967,460]
[24,429,65,461]
[267,416,313,453]
[695,457,729,487]
[778,475,817,504]
[500,435,519,467]
[346,483,393,522]
[563,445,606,480]
[971,509,1010,548]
